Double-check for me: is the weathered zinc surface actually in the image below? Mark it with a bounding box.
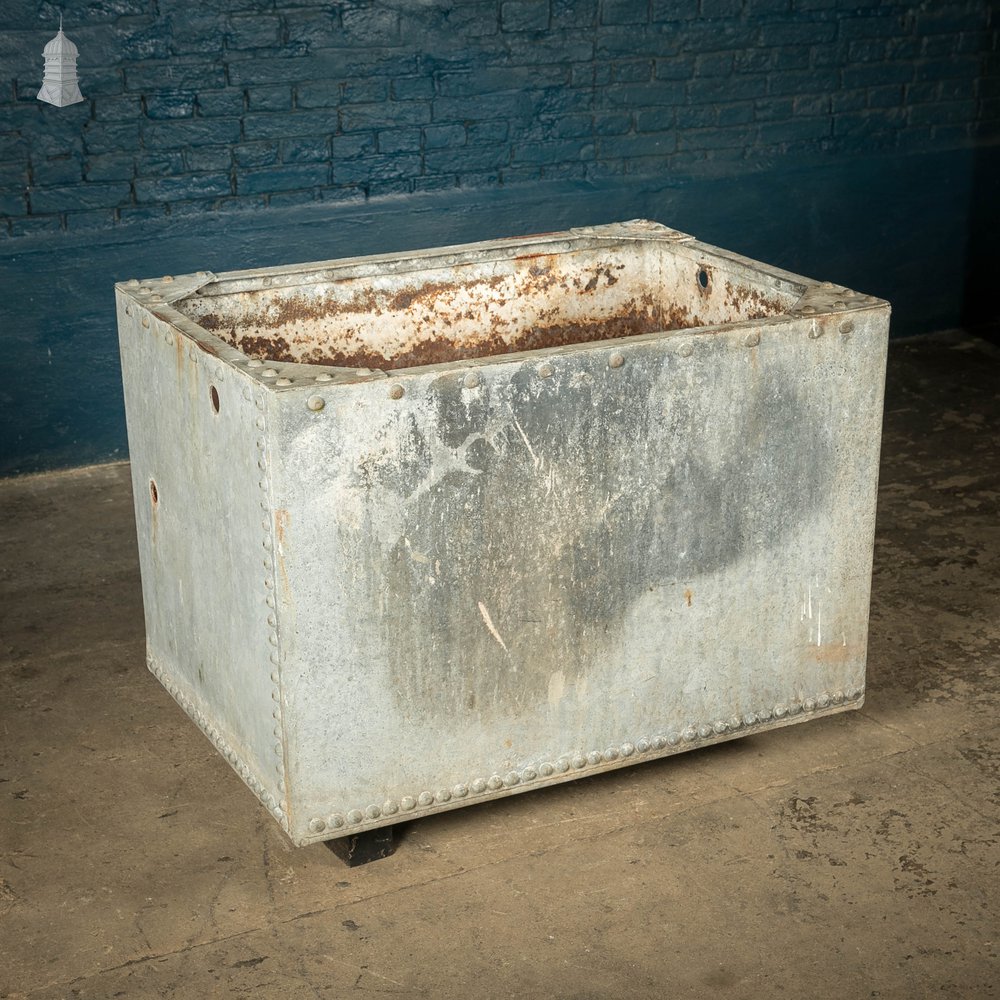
[116,220,890,847]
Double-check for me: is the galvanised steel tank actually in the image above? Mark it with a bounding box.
[116,220,890,848]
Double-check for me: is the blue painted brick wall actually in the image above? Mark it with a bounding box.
[0,0,996,237]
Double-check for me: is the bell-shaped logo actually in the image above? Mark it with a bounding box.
[37,16,84,108]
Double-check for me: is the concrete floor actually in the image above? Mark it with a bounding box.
[1,330,998,999]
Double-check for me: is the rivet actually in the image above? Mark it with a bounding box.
[471,778,487,794]
[833,299,847,308]
[197,271,208,277]
[150,294,163,302]
[329,813,345,829]
[678,342,693,357]
[488,774,504,789]
[654,735,668,750]
[141,316,149,328]
[758,707,772,721]
[417,790,434,806]
[683,726,697,742]
[453,783,469,798]
[809,326,824,339]
[538,363,554,379]
[247,359,263,368]
[831,690,845,704]
[139,286,151,294]
[521,767,537,781]
[698,724,713,739]
[262,536,272,550]
[306,394,325,412]
[162,275,174,283]
[504,772,520,787]
[127,278,139,287]
[600,748,616,762]
[744,712,757,726]
[714,720,728,734]
[539,762,554,777]
[587,750,602,766]
[276,377,292,386]
[608,352,625,369]
[447,255,457,264]
[744,331,760,347]
[666,732,680,747]
[383,799,399,815]
[270,671,279,683]
[308,817,325,833]
[347,809,363,824]
[463,371,481,389]
[804,698,817,712]
[256,417,266,430]
[389,383,404,399]
[400,796,416,811]
[315,373,332,382]
[821,281,834,289]
[636,738,651,753]
[620,742,635,757]
[817,693,831,708]
[435,789,451,802]
[555,758,570,773]
[774,704,787,718]
[261,368,278,378]
[265,595,276,608]
[365,804,381,820]
[839,320,855,336]
[801,305,817,315]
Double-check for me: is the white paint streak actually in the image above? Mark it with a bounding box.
[548,670,565,706]
[477,601,510,656]
[511,414,541,471]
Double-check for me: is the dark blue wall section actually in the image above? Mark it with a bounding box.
[0,0,997,474]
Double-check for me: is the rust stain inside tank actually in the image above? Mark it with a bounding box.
[182,246,790,371]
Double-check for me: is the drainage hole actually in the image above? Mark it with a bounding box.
[149,479,159,505]
[697,268,710,289]
[210,385,220,413]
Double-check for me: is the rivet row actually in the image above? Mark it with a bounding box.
[304,688,863,837]
[253,404,287,795]
[147,654,288,832]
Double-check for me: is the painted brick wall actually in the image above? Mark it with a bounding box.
[0,0,996,238]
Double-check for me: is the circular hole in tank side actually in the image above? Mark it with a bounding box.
[210,385,220,413]
[697,267,710,290]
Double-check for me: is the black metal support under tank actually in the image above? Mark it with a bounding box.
[326,825,396,866]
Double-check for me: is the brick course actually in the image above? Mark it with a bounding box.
[0,0,995,236]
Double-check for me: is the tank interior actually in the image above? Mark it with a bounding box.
[177,241,801,371]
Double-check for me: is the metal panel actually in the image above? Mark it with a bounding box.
[116,221,890,846]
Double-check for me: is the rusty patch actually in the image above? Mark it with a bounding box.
[240,299,699,370]
[724,279,786,320]
[809,642,862,664]
[183,254,783,371]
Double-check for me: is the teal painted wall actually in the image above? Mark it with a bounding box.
[0,1,997,474]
